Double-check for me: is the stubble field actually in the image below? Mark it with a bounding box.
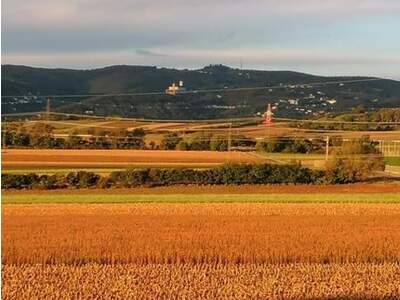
[1,149,265,170]
[2,197,400,299]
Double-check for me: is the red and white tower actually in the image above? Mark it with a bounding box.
[264,103,273,126]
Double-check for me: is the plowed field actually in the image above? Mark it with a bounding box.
[1,149,265,169]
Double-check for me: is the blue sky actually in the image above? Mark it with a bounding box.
[2,0,400,79]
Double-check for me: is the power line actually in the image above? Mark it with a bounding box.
[1,78,383,99]
[2,111,261,124]
[3,110,400,126]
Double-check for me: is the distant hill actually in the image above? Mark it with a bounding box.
[2,64,400,119]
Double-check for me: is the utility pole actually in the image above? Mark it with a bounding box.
[228,122,232,152]
[46,98,51,121]
[113,130,119,149]
[2,117,6,151]
[227,121,232,163]
[325,136,330,161]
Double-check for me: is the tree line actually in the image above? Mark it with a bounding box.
[3,121,386,157]
[2,153,385,190]
[3,123,147,149]
[159,132,256,151]
[0,164,323,190]
[289,108,400,131]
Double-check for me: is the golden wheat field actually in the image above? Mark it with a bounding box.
[2,202,400,299]
[3,263,400,300]
[3,203,400,265]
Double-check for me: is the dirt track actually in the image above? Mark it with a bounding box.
[2,149,265,169]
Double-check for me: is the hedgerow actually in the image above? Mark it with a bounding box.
[1,163,341,190]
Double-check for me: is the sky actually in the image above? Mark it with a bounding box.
[2,0,400,79]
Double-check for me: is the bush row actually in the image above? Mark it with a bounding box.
[4,131,146,150]
[2,164,327,190]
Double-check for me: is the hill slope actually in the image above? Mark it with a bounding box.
[2,64,400,119]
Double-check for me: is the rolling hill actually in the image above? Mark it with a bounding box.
[2,64,400,119]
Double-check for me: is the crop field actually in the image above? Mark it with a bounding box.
[10,118,400,140]
[3,263,399,299]
[2,193,400,299]
[386,156,400,166]
[1,167,126,175]
[3,203,400,265]
[4,183,400,194]
[1,149,265,170]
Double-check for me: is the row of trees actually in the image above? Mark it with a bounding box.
[3,123,147,149]
[2,164,324,190]
[160,132,256,151]
[290,108,400,131]
[256,135,381,155]
[256,138,325,154]
[3,121,387,157]
[2,151,385,190]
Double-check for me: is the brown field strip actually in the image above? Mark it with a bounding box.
[3,203,400,265]
[3,263,399,299]
[1,149,264,169]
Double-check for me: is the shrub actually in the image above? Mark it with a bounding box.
[36,175,59,190]
[65,171,100,188]
[124,169,150,187]
[325,136,385,183]
[77,171,100,188]
[176,141,189,151]
[160,133,182,150]
[325,156,385,183]
[210,136,228,151]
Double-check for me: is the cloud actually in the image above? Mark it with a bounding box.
[135,49,169,57]
[2,0,400,78]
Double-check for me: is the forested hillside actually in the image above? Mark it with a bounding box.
[2,64,400,119]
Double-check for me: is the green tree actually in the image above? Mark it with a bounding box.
[160,133,182,150]
[210,135,228,151]
[121,128,146,149]
[326,135,384,183]
[29,123,54,148]
[184,132,212,151]
[176,141,189,150]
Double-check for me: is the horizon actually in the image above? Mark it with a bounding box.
[2,1,400,80]
[3,63,400,82]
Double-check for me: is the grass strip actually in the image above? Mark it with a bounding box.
[2,193,400,204]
